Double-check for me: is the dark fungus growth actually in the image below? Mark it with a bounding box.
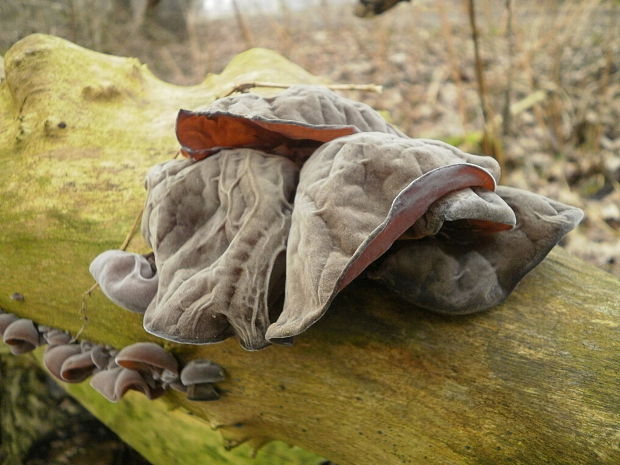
[0,310,226,404]
[88,85,583,350]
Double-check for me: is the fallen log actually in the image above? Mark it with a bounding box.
[0,34,618,465]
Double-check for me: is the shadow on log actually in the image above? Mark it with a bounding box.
[0,34,619,465]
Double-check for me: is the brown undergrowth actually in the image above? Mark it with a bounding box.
[1,0,618,275]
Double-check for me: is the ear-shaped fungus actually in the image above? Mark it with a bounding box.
[266,133,514,341]
[60,350,97,383]
[3,319,41,354]
[44,344,83,380]
[88,85,583,349]
[43,328,72,346]
[90,367,123,402]
[367,186,584,313]
[141,150,298,350]
[89,250,158,313]
[176,85,403,161]
[114,368,164,400]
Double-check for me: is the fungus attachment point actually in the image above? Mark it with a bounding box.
[187,383,220,401]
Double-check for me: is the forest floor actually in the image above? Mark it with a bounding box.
[167,0,619,276]
[1,0,618,276]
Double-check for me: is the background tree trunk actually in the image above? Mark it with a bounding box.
[0,34,619,465]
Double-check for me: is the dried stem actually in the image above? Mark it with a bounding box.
[220,81,383,98]
[466,0,504,166]
[502,0,514,137]
[232,0,254,49]
[437,0,467,127]
[466,0,489,124]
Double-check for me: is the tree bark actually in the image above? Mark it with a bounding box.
[0,34,619,465]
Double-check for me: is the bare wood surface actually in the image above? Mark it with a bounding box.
[0,34,618,465]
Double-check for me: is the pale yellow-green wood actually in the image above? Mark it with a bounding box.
[1,34,619,465]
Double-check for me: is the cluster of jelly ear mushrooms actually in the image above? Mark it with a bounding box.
[0,310,225,402]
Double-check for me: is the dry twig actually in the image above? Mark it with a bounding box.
[220,81,383,98]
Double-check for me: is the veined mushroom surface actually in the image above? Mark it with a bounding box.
[90,85,583,350]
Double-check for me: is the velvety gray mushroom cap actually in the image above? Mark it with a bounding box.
[266,133,512,341]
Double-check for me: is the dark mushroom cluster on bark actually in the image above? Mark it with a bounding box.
[90,85,583,351]
[0,309,225,402]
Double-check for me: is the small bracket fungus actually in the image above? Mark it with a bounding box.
[89,250,158,313]
[60,351,98,383]
[180,359,226,401]
[115,342,179,376]
[88,85,583,350]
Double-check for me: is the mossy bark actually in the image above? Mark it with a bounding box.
[0,34,619,465]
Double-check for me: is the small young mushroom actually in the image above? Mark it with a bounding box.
[90,367,123,402]
[43,344,82,381]
[180,359,226,384]
[3,318,41,354]
[179,359,226,401]
[115,342,178,376]
[90,345,112,370]
[60,350,98,383]
[113,368,164,401]
[42,328,72,346]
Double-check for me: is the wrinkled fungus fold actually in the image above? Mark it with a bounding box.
[90,85,583,350]
[141,149,298,350]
